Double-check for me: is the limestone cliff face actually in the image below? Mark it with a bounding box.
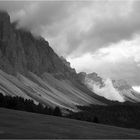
[0,11,76,78]
[78,72,104,86]
[0,11,111,106]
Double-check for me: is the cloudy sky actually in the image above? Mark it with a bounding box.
[1,0,140,87]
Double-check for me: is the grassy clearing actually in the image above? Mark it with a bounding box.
[0,108,140,138]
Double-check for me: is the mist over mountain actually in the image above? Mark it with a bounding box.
[1,2,140,138]
[0,10,140,114]
[81,72,140,103]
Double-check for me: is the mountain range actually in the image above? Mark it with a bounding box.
[0,11,140,113]
[0,11,109,112]
[81,72,140,103]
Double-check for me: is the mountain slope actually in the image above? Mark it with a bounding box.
[82,72,140,103]
[0,11,109,111]
[112,80,140,102]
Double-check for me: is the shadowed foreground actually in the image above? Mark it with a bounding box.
[0,108,140,139]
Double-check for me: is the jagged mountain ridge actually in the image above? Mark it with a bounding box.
[0,11,77,78]
[0,11,110,112]
[112,80,140,102]
[81,72,140,103]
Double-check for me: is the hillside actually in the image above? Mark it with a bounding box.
[0,11,111,111]
[0,108,140,139]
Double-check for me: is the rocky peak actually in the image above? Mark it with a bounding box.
[60,56,71,68]
[87,73,102,82]
[0,11,78,80]
[77,72,87,83]
[0,10,9,17]
[0,10,11,41]
[112,79,132,91]
[0,11,10,23]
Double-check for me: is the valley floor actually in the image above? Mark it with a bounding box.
[0,108,140,138]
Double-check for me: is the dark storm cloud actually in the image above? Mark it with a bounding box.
[65,0,140,56]
[1,1,140,56]
[0,1,73,35]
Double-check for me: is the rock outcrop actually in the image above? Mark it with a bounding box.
[0,11,77,80]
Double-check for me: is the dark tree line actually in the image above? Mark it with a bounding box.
[68,104,140,130]
[0,93,62,117]
[2,92,140,130]
[68,110,99,124]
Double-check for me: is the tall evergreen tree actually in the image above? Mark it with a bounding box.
[53,106,62,116]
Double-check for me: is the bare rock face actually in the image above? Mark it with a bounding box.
[0,11,20,74]
[77,72,87,83]
[0,11,77,79]
[86,73,103,84]
[0,11,114,106]
[78,72,104,87]
[0,11,11,41]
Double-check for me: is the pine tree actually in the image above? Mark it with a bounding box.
[53,106,62,116]
[93,116,99,123]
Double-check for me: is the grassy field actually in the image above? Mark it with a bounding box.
[0,108,140,138]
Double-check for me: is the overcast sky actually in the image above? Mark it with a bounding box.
[1,0,140,86]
